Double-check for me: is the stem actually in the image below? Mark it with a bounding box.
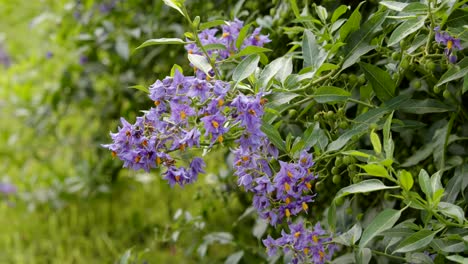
[370,249,407,261]
[425,0,436,56]
[347,98,376,108]
[181,6,221,79]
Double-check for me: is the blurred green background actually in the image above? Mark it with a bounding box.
[0,0,284,263]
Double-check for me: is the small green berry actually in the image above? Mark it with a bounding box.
[332,174,341,184]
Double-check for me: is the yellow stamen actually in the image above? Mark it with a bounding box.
[285,208,291,218]
[284,182,291,192]
[179,144,186,151]
[218,135,224,143]
[154,100,160,106]
[218,99,224,107]
[175,175,180,182]
[180,111,187,120]
[302,202,308,211]
[211,120,219,129]
[285,197,291,204]
[111,151,117,158]
[260,98,268,105]
[294,231,301,238]
[248,109,256,116]
[126,131,131,137]
[206,75,211,81]
[222,32,230,38]
[287,171,293,178]
[304,248,309,255]
[255,35,260,41]
[142,140,148,147]
[313,235,318,243]
[242,156,249,162]
[305,182,312,190]
[319,251,325,260]
[156,157,162,165]
[447,40,453,50]
[135,155,141,163]
[188,50,193,54]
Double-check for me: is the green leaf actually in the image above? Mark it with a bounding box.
[203,43,227,51]
[328,201,337,231]
[119,248,133,264]
[313,86,351,103]
[233,54,260,83]
[447,255,468,263]
[341,11,387,71]
[136,38,188,49]
[258,56,287,89]
[129,85,149,93]
[224,251,244,264]
[379,1,408,11]
[393,230,436,253]
[261,123,286,152]
[360,209,401,248]
[463,75,468,94]
[163,0,185,17]
[430,171,443,198]
[303,29,327,69]
[334,223,362,246]
[359,62,395,102]
[388,16,427,46]
[402,143,434,167]
[336,179,398,199]
[252,218,268,240]
[339,2,363,41]
[402,3,428,13]
[342,150,371,158]
[228,46,271,60]
[331,5,349,23]
[370,130,382,154]
[437,202,465,224]
[236,23,252,50]
[436,57,468,87]
[400,99,454,114]
[399,170,414,191]
[359,164,389,178]
[418,169,432,199]
[355,248,372,264]
[315,5,328,23]
[405,252,434,264]
[301,122,321,151]
[383,112,394,159]
[317,128,329,151]
[199,20,227,30]
[170,64,183,76]
[188,54,212,76]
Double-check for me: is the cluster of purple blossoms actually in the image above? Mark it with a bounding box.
[103,69,233,187]
[263,222,338,264]
[435,26,462,63]
[185,19,271,60]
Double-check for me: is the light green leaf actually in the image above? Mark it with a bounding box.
[437,202,465,224]
[199,20,227,30]
[170,64,183,76]
[252,218,268,240]
[359,62,395,102]
[188,54,212,76]
[236,23,252,50]
[393,230,436,253]
[136,38,188,49]
[203,43,227,51]
[163,0,185,17]
[383,112,394,159]
[446,255,468,263]
[225,251,244,264]
[228,46,271,60]
[334,223,362,246]
[261,123,286,152]
[233,54,260,82]
[303,29,328,69]
[436,57,468,87]
[339,2,363,41]
[370,130,382,154]
[342,150,371,158]
[119,248,133,264]
[400,99,453,114]
[402,2,428,13]
[336,179,398,199]
[258,56,287,89]
[358,164,389,178]
[388,16,427,46]
[405,252,434,264]
[301,122,321,151]
[314,86,351,103]
[355,247,372,264]
[116,36,129,60]
[379,1,408,11]
[360,209,401,248]
[331,5,349,23]
[399,170,414,191]
[418,169,432,198]
[129,85,149,93]
[430,171,443,197]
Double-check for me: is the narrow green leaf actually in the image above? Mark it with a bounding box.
[447,255,468,263]
[360,62,395,102]
[236,23,252,50]
[399,170,414,191]
[199,20,227,30]
[203,43,227,51]
[333,223,362,246]
[301,122,320,151]
[402,143,434,167]
[258,56,288,89]
[136,38,189,50]
[339,2,363,41]
[342,150,371,158]
[379,1,408,11]
[261,123,286,152]
[393,230,436,253]
[228,46,272,60]
[370,130,382,154]
[129,85,149,93]
[290,0,301,18]
[383,112,394,159]
[188,54,212,76]
[316,5,328,23]
[355,248,372,264]
[388,16,427,46]
[437,202,465,224]
[436,57,468,87]
[224,251,244,264]
[402,3,428,13]
[336,179,398,199]
[233,54,260,82]
[418,169,432,198]
[400,99,453,114]
[360,209,401,248]
[331,5,348,23]
[328,201,337,231]
[314,86,351,103]
[170,64,183,76]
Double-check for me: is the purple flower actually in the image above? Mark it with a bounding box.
[46,51,53,59]
[200,113,228,144]
[0,183,16,195]
[262,235,278,256]
[79,55,88,65]
[243,27,271,47]
[170,101,196,124]
[434,26,462,63]
[187,78,212,102]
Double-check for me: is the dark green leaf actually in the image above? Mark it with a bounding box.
[336,179,398,199]
[436,57,468,87]
[359,62,395,102]
[400,99,453,114]
[203,43,227,51]
[388,16,427,46]
[339,2,363,41]
[199,20,227,30]
[331,5,349,23]
[314,86,351,103]
[360,209,401,248]
[303,29,327,69]
[233,54,260,82]
[261,123,286,152]
[129,85,149,93]
[393,230,436,253]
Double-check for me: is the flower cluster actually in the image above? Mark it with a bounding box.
[263,222,338,264]
[435,26,462,63]
[185,19,271,60]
